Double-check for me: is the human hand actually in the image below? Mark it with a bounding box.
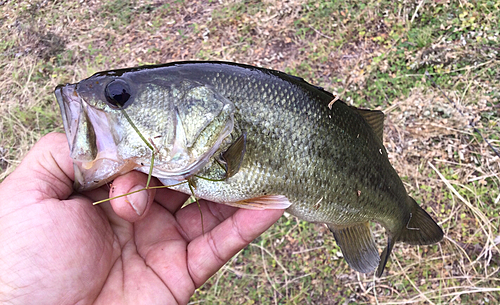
[0,133,284,305]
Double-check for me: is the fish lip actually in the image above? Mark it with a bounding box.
[55,83,121,191]
[55,83,88,190]
[55,83,80,153]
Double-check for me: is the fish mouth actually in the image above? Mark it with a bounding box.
[55,84,130,191]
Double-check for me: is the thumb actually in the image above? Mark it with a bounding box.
[107,171,157,222]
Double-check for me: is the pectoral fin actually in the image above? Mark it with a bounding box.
[328,222,380,274]
[225,195,291,210]
[221,132,247,179]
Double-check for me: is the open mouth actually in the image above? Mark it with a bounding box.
[55,84,127,191]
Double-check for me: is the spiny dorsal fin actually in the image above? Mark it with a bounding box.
[328,222,380,274]
[221,132,247,179]
[351,107,385,141]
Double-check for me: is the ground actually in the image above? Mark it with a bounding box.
[1,0,499,304]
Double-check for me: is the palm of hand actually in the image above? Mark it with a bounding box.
[0,133,283,305]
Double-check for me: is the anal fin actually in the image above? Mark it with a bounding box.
[225,195,291,210]
[328,222,379,274]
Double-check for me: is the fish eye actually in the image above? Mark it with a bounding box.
[105,79,131,108]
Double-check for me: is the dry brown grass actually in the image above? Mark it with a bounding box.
[1,0,499,303]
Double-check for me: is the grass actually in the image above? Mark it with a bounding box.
[1,0,499,303]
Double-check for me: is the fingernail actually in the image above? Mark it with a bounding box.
[127,185,148,216]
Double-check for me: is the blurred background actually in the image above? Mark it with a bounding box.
[1,0,499,303]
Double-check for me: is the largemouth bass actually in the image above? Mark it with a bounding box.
[55,61,443,276]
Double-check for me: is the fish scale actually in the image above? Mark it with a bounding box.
[170,67,403,234]
[55,61,443,276]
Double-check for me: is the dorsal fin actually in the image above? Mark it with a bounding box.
[221,132,247,179]
[351,107,385,141]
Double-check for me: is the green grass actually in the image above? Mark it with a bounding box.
[1,0,499,303]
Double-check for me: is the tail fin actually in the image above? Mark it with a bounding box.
[399,197,444,245]
[376,197,443,277]
[376,236,394,277]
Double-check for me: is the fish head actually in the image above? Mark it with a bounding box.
[55,69,235,191]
